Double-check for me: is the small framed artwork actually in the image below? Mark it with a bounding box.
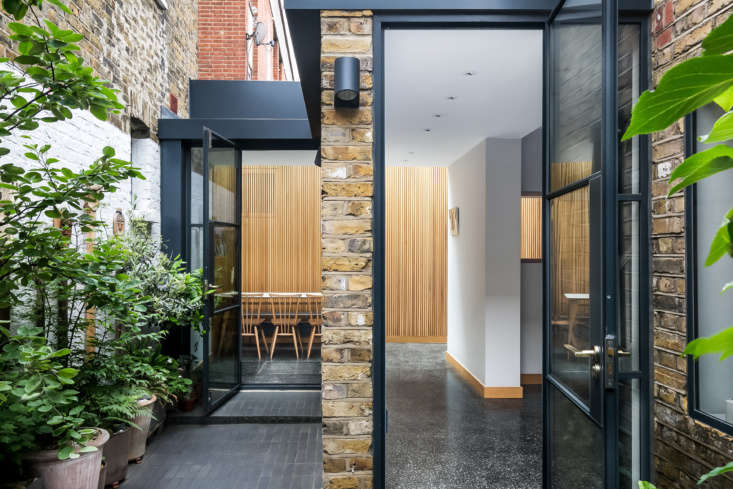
[449,207,459,236]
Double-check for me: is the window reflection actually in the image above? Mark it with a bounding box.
[550,186,592,403]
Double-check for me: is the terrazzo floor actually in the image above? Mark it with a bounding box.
[386,343,542,489]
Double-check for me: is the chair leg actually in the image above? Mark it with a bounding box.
[260,327,270,356]
[307,327,316,359]
[291,327,300,359]
[253,329,261,360]
[270,326,279,359]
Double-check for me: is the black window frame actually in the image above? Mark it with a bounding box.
[684,110,733,436]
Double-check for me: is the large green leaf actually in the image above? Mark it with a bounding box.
[683,325,733,361]
[622,55,733,140]
[667,145,733,196]
[698,461,733,485]
[638,482,657,489]
[715,85,733,111]
[704,207,733,267]
[700,110,733,143]
[702,14,733,56]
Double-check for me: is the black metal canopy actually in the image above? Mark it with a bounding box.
[158,79,316,147]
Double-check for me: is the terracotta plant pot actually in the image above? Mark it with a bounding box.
[24,428,110,489]
[103,427,131,487]
[127,395,156,463]
[178,392,198,412]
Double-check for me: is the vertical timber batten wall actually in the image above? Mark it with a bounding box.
[650,1,733,487]
[386,167,447,342]
[320,9,375,489]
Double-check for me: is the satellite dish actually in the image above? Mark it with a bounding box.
[248,21,275,47]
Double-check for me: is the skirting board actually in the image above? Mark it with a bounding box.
[386,336,447,343]
[521,374,542,385]
[445,352,524,399]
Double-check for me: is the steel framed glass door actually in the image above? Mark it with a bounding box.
[544,0,620,487]
[201,127,242,414]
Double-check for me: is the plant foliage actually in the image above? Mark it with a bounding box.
[625,12,733,489]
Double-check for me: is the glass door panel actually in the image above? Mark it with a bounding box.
[549,185,593,404]
[202,128,241,413]
[549,2,603,192]
[545,0,613,487]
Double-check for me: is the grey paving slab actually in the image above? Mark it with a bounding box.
[124,423,322,489]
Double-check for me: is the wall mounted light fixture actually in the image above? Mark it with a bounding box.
[334,57,360,108]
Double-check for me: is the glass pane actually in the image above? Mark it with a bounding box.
[190,225,204,271]
[208,308,239,405]
[618,24,641,194]
[209,141,237,224]
[550,384,604,489]
[212,225,239,311]
[619,201,640,372]
[619,379,642,489]
[550,186,591,403]
[695,104,733,422]
[550,14,602,191]
[191,147,204,225]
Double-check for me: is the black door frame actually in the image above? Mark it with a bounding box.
[372,5,652,488]
[201,127,243,414]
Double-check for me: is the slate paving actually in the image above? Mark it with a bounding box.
[124,423,322,489]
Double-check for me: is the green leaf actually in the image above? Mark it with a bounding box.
[705,207,733,266]
[683,326,733,361]
[698,461,733,485]
[667,145,733,196]
[47,0,72,14]
[57,445,73,460]
[57,367,77,379]
[78,445,97,453]
[723,281,733,294]
[622,55,733,140]
[102,146,115,158]
[638,483,657,489]
[702,14,733,56]
[700,110,733,143]
[715,85,733,112]
[90,104,107,121]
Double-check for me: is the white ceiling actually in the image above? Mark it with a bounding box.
[385,29,543,167]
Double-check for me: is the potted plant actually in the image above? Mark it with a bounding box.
[0,326,108,489]
[176,355,203,412]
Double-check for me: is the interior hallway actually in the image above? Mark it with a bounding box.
[386,343,541,489]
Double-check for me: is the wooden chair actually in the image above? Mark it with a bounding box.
[304,293,323,359]
[242,294,269,360]
[269,293,302,359]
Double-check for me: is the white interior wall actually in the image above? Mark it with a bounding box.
[483,139,522,388]
[447,140,487,383]
[447,138,522,388]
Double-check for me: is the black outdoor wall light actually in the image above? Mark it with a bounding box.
[334,57,360,108]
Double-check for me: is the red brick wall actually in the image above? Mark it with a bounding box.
[198,0,247,80]
[198,0,281,80]
[650,1,733,488]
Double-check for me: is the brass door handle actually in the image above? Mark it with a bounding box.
[564,344,602,358]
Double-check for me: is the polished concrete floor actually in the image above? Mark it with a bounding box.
[386,343,542,489]
[241,343,321,386]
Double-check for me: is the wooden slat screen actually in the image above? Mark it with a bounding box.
[521,196,542,261]
[241,165,321,293]
[386,167,447,342]
[551,184,590,320]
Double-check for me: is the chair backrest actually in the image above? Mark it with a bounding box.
[304,293,323,325]
[270,293,301,326]
[242,294,264,333]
